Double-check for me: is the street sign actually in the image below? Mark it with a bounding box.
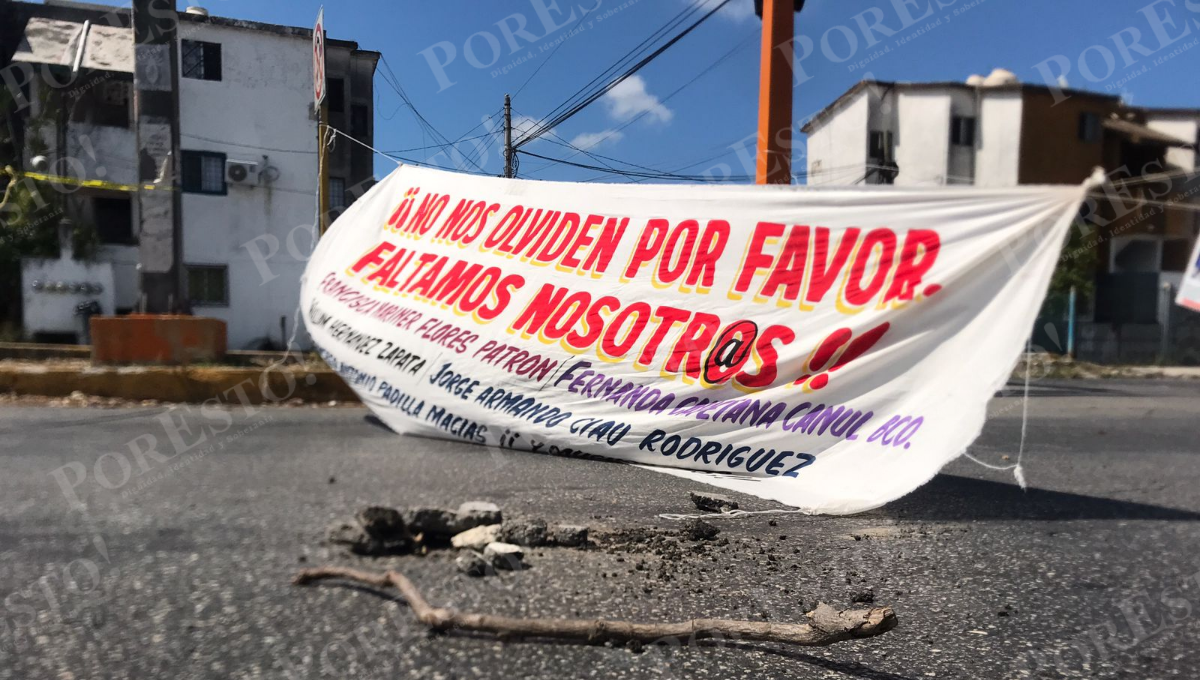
[313,7,326,107]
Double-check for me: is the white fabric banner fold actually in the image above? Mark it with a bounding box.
[302,165,1092,514]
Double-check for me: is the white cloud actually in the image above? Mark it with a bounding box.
[569,130,624,150]
[687,0,756,22]
[602,75,674,124]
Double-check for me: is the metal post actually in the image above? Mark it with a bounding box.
[1067,286,1077,358]
[503,94,514,179]
[755,0,795,185]
[318,100,330,234]
[1159,282,1174,365]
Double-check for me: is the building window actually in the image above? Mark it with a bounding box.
[327,78,345,113]
[869,130,894,162]
[182,150,227,195]
[187,265,229,306]
[329,177,346,212]
[94,197,134,245]
[95,82,130,127]
[1079,112,1102,143]
[182,40,222,81]
[351,104,369,139]
[950,116,976,147]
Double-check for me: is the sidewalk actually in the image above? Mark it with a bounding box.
[0,358,359,405]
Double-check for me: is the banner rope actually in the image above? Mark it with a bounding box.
[657,342,1035,521]
[264,125,335,373]
[961,339,1032,490]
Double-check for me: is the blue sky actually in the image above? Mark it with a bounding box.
[89,0,1200,182]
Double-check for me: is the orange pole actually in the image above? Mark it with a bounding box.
[756,0,794,184]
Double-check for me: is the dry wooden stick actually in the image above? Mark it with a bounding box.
[293,566,898,647]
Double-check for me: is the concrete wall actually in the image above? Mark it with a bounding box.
[177,22,322,350]
[975,91,1022,187]
[66,122,137,186]
[895,91,950,186]
[805,90,869,185]
[21,255,115,339]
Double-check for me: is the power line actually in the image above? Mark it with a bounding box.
[520,31,756,178]
[376,56,487,173]
[512,5,593,98]
[516,0,734,148]
[516,148,752,182]
[519,2,702,145]
[180,133,316,155]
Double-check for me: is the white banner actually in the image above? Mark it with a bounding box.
[302,165,1094,514]
[1178,235,1200,313]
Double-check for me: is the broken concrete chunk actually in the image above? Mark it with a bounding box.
[451,524,502,550]
[484,542,525,570]
[326,520,409,556]
[455,501,502,531]
[501,518,550,547]
[551,525,589,547]
[681,518,720,541]
[402,507,459,537]
[689,491,739,513]
[356,506,408,540]
[455,551,491,577]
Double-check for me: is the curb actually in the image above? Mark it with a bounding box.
[0,363,360,404]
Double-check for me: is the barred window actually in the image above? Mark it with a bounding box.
[187,265,228,306]
[182,150,227,195]
[182,40,222,81]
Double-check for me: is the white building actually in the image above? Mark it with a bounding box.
[802,71,1200,362]
[4,0,379,348]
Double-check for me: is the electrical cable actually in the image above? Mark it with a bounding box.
[516,0,733,148]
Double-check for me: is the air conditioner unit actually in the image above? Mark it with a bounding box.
[226,159,259,185]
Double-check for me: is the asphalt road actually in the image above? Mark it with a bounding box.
[1,379,1199,679]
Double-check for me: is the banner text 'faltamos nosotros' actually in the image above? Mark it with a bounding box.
[302,165,1093,514]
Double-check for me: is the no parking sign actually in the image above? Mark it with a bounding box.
[313,8,326,107]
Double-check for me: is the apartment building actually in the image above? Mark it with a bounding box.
[802,70,1200,362]
[2,0,379,348]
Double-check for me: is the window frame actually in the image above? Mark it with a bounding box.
[93,196,136,246]
[1078,112,1102,143]
[351,104,369,139]
[327,77,345,113]
[950,116,976,147]
[186,264,230,307]
[181,39,223,81]
[329,176,347,213]
[181,150,228,196]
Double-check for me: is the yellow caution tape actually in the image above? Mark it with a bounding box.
[19,171,173,193]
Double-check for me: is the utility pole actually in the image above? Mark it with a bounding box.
[318,99,330,234]
[314,9,331,234]
[503,94,514,179]
[132,0,183,312]
[755,0,803,185]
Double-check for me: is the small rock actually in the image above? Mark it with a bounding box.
[851,588,875,604]
[501,518,550,546]
[551,525,589,547]
[455,501,502,531]
[690,491,739,513]
[403,507,460,538]
[681,518,720,541]
[451,524,502,550]
[484,542,525,570]
[456,551,491,577]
